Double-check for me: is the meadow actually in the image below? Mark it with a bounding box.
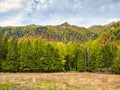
[0,73,120,90]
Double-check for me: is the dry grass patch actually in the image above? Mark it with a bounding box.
[0,72,120,90]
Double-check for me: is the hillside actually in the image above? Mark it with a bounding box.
[0,22,98,43]
[1,21,120,43]
[97,21,120,44]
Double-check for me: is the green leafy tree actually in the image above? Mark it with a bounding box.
[0,35,8,71]
[111,45,120,74]
[2,37,19,72]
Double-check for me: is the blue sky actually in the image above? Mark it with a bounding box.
[0,0,120,27]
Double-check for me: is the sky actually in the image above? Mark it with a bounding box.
[0,0,120,27]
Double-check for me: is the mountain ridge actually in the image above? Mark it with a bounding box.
[0,21,120,43]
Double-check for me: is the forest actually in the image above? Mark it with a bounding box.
[0,22,120,74]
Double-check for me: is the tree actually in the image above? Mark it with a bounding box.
[111,45,120,74]
[18,39,34,72]
[2,37,19,72]
[77,44,85,72]
[0,35,8,71]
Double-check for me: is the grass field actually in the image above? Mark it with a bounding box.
[0,72,120,90]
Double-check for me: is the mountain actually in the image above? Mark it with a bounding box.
[97,21,120,43]
[0,22,97,43]
[0,21,120,43]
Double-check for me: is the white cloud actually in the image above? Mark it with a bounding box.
[39,0,46,3]
[0,0,22,12]
[83,18,120,28]
[0,13,24,26]
[105,18,120,23]
[0,0,120,27]
[36,3,48,10]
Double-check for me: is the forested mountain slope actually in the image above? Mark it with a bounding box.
[97,21,120,44]
[1,21,120,43]
[0,22,98,42]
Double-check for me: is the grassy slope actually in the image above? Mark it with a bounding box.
[0,73,120,90]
